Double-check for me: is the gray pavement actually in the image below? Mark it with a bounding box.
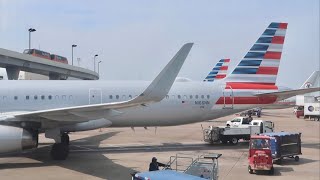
[0,108,319,180]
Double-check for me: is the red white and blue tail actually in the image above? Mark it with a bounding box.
[204,59,230,82]
[225,22,288,85]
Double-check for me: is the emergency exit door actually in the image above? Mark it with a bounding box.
[89,88,102,104]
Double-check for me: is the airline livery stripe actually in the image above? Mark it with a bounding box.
[271,36,285,44]
[279,23,288,29]
[220,66,228,70]
[262,29,276,36]
[256,67,279,75]
[215,75,226,79]
[264,52,282,59]
[225,82,278,89]
[215,96,278,104]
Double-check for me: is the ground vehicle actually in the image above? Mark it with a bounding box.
[23,49,68,64]
[50,54,68,64]
[262,132,302,164]
[248,135,274,174]
[203,121,274,145]
[304,102,320,121]
[23,49,51,60]
[226,117,274,129]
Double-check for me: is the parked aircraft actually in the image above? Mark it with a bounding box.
[0,22,319,160]
[203,59,230,82]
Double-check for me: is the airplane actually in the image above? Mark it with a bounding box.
[203,59,230,82]
[0,22,319,161]
[202,62,319,108]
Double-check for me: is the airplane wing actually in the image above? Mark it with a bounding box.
[8,43,193,123]
[255,87,320,101]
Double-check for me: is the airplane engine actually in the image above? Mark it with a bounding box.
[0,125,38,154]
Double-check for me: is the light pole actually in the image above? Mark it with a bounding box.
[94,54,98,72]
[28,28,36,50]
[98,61,102,75]
[71,44,77,65]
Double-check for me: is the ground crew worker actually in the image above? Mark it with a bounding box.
[149,157,166,171]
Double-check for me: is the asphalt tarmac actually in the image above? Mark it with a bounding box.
[0,108,319,180]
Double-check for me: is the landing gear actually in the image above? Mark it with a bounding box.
[61,132,70,145]
[50,133,70,160]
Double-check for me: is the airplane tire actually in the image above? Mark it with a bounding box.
[61,133,70,145]
[51,143,69,160]
[248,165,253,174]
[230,137,238,145]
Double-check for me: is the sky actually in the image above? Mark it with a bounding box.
[0,0,319,88]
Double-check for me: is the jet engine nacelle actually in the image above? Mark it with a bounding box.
[0,125,38,154]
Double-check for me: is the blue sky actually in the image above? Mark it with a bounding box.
[0,0,319,88]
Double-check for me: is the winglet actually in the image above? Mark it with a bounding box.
[132,43,193,103]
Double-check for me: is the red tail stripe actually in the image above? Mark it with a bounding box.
[271,36,285,44]
[256,67,279,75]
[215,75,226,79]
[220,66,228,70]
[215,96,277,105]
[226,82,278,90]
[279,23,288,29]
[264,51,282,59]
[223,59,230,62]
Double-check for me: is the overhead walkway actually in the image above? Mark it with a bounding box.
[0,48,99,80]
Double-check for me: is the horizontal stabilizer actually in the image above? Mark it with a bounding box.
[255,87,320,101]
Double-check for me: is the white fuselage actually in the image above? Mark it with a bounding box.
[0,80,278,129]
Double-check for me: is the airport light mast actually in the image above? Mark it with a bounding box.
[71,44,77,66]
[94,54,98,72]
[98,61,102,76]
[28,28,36,50]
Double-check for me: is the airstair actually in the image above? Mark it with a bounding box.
[165,153,222,180]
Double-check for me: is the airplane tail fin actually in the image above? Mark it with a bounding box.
[204,59,230,82]
[225,22,288,85]
[300,71,320,89]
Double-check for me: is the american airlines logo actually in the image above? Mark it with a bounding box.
[305,82,313,88]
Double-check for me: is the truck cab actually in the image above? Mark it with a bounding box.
[226,118,274,133]
[226,117,250,127]
[248,135,274,174]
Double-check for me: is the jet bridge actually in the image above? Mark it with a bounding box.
[0,48,99,80]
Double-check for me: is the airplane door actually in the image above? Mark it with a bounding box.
[222,85,234,109]
[89,88,102,104]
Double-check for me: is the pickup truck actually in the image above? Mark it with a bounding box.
[226,117,274,129]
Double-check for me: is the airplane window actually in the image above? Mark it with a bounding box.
[184,95,187,99]
[62,95,66,100]
[195,95,199,99]
[201,95,204,99]
[129,95,132,99]
[41,95,45,100]
[26,96,30,100]
[55,95,59,100]
[122,95,126,99]
[34,95,38,100]
[178,95,181,99]
[69,95,73,100]
[48,95,52,100]
[190,95,193,99]
[116,95,119,99]
[207,95,210,99]
[14,96,18,100]
[109,95,113,99]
